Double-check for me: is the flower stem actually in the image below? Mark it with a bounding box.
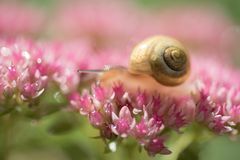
[1,114,14,160]
[161,131,195,160]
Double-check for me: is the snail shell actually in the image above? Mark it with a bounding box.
[129,36,190,86]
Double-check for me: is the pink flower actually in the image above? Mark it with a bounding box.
[229,105,240,123]
[89,110,104,128]
[133,108,163,140]
[70,91,94,115]
[111,106,136,137]
[20,78,46,100]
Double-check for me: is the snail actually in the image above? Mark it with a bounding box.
[79,35,191,95]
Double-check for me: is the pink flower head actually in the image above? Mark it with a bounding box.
[0,39,48,101]
[70,82,195,155]
[0,38,95,110]
[192,56,240,134]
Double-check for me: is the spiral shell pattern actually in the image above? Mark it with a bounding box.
[163,47,187,71]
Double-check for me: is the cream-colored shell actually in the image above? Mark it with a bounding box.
[129,36,190,86]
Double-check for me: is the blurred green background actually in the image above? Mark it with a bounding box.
[1,0,240,160]
[22,0,240,23]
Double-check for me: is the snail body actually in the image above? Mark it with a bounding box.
[79,35,191,95]
[99,66,191,96]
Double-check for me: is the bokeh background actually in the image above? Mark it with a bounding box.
[0,0,240,160]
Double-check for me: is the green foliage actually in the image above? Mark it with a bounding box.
[136,0,240,23]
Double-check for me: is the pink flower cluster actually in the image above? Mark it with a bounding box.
[0,38,128,110]
[0,39,47,102]
[192,57,240,135]
[70,84,195,156]
[0,39,89,107]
